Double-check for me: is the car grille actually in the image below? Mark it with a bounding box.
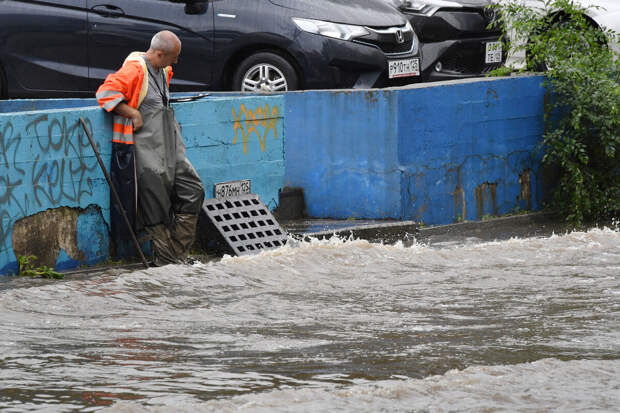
[440,47,504,75]
[407,9,502,43]
[355,26,416,55]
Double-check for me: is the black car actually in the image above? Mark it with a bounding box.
[0,0,421,98]
[386,0,504,81]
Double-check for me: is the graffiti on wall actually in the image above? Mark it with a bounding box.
[0,115,99,255]
[232,104,279,154]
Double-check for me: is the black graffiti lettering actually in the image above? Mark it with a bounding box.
[29,119,97,207]
[2,115,100,259]
[0,210,11,250]
[25,115,48,147]
[46,118,67,153]
[32,155,53,206]
[3,116,98,209]
[32,157,78,206]
[0,122,15,168]
[0,122,25,175]
[0,174,24,205]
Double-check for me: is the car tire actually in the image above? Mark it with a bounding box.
[232,52,298,93]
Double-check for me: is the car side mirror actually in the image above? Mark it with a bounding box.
[184,0,207,15]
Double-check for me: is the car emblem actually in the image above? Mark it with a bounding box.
[395,29,404,44]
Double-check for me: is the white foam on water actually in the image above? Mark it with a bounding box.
[0,227,618,411]
[100,358,620,413]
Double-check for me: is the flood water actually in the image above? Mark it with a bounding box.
[0,227,619,412]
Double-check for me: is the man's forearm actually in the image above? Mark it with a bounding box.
[113,102,139,119]
[113,102,143,131]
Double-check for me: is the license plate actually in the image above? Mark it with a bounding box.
[388,58,420,79]
[485,41,503,64]
[214,179,251,199]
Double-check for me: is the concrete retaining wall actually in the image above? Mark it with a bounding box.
[0,98,98,114]
[1,75,548,274]
[284,75,547,224]
[0,96,284,274]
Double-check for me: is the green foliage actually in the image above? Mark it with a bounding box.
[507,206,529,216]
[18,255,64,279]
[492,0,620,225]
[488,65,516,77]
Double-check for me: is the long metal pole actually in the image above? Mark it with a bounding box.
[79,117,149,269]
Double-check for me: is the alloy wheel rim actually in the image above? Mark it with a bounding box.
[241,64,288,92]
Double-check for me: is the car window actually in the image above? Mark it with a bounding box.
[87,0,214,91]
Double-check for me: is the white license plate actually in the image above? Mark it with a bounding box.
[485,41,503,64]
[214,179,251,199]
[388,58,420,79]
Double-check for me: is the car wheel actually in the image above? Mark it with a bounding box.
[232,52,298,92]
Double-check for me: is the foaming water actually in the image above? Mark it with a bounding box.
[101,359,620,413]
[0,228,618,411]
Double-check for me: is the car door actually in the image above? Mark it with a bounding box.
[210,0,294,90]
[0,0,89,96]
[87,0,214,92]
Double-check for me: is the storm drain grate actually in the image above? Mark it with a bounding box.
[200,194,288,256]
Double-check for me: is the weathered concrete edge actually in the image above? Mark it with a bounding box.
[417,211,556,237]
[290,211,559,245]
[292,221,418,243]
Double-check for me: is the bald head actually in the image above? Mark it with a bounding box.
[150,30,181,53]
[146,30,181,69]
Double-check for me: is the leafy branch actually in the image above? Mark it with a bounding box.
[18,255,64,279]
[490,0,620,225]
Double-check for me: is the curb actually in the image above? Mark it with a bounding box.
[289,220,418,243]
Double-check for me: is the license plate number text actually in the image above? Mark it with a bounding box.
[214,179,251,199]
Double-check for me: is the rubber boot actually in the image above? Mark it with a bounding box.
[171,213,199,262]
[145,224,180,267]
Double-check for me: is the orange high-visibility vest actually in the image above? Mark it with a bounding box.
[96,52,173,144]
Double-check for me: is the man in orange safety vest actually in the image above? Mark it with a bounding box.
[96,30,204,266]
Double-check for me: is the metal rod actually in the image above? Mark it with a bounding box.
[79,117,149,269]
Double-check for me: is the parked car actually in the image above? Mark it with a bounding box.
[385,0,505,81]
[0,0,421,98]
[494,0,620,69]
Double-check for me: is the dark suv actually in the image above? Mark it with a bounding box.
[0,0,421,98]
[386,0,504,81]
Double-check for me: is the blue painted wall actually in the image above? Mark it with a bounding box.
[284,75,547,224]
[174,96,284,210]
[285,89,402,218]
[0,95,285,274]
[0,107,111,274]
[1,75,548,274]
[0,92,249,114]
[0,98,98,114]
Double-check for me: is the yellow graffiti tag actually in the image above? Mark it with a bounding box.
[232,104,279,154]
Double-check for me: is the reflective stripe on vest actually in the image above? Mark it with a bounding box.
[96,89,125,112]
[124,52,149,108]
[112,116,135,144]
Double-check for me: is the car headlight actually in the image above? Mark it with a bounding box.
[408,22,420,55]
[399,20,419,54]
[292,18,369,41]
[387,0,462,15]
[391,0,428,12]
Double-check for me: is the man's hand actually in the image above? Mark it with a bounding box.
[113,102,143,132]
[131,113,144,131]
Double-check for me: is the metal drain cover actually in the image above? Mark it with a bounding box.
[199,194,288,256]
